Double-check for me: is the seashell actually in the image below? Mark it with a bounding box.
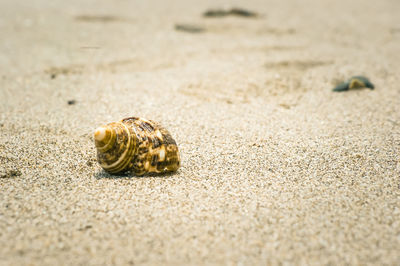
[94,117,180,175]
[333,76,374,92]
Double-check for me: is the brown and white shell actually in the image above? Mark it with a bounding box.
[94,117,180,175]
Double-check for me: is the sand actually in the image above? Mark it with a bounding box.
[1,0,400,265]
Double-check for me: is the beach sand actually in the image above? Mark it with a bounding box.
[1,0,399,265]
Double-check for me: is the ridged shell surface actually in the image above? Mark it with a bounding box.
[94,117,180,175]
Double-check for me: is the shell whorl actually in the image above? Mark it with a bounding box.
[94,117,180,175]
[94,125,116,152]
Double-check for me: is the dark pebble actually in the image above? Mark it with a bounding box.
[175,24,205,33]
[203,9,228,17]
[67,100,77,105]
[230,8,258,17]
[0,169,22,179]
[78,225,93,231]
[333,76,374,92]
[203,8,258,18]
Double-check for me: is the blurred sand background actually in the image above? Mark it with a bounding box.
[1,0,400,265]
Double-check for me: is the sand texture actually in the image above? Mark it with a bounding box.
[1,0,400,265]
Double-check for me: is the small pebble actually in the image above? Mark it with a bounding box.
[78,225,93,231]
[230,8,258,17]
[203,8,258,18]
[67,100,77,105]
[333,76,374,92]
[0,169,22,179]
[203,9,228,17]
[175,24,205,33]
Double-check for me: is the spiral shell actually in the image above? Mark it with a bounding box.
[94,117,180,175]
